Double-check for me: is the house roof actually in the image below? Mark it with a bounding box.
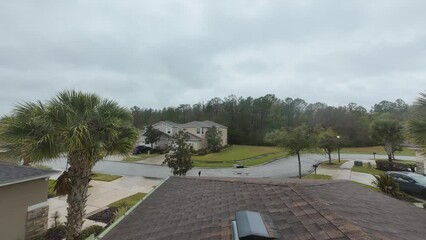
[153,120,227,129]
[0,162,58,187]
[101,177,426,240]
[182,120,227,128]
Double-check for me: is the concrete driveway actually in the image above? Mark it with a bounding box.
[47,173,161,228]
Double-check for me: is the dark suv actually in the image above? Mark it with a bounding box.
[386,171,426,198]
[133,145,151,155]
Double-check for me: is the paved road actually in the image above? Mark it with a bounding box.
[43,153,416,179]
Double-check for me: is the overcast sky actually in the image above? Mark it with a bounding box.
[0,0,425,115]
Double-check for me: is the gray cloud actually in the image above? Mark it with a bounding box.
[1,0,425,115]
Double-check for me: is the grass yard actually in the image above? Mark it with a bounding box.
[48,179,56,196]
[341,146,416,156]
[351,181,380,192]
[192,145,287,168]
[108,192,147,209]
[319,160,348,169]
[302,174,332,180]
[123,153,160,162]
[91,172,122,182]
[351,165,384,175]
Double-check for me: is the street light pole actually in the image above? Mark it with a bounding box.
[337,135,341,163]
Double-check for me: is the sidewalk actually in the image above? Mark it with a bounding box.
[47,174,162,228]
[316,160,376,186]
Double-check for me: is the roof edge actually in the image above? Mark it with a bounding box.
[0,172,59,187]
[97,176,171,239]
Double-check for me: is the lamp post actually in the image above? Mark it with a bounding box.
[337,135,341,163]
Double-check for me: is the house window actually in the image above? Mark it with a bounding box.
[197,128,201,134]
[201,128,204,134]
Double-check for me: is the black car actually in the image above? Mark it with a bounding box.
[386,171,426,198]
[133,145,151,155]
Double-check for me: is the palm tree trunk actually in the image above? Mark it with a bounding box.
[65,153,92,240]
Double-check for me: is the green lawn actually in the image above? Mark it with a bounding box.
[351,165,384,175]
[351,181,380,192]
[192,145,283,161]
[192,145,286,167]
[108,192,147,209]
[123,153,160,162]
[91,172,122,182]
[341,146,415,156]
[319,160,348,169]
[48,179,56,196]
[302,174,332,180]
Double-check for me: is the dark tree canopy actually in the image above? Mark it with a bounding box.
[369,117,404,161]
[205,126,223,152]
[131,95,409,147]
[162,130,193,176]
[318,128,339,164]
[143,125,162,148]
[265,125,317,179]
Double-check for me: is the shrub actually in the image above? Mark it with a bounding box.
[373,174,399,196]
[354,161,363,166]
[375,160,411,171]
[81,225,104,239]
[44,225,66,240]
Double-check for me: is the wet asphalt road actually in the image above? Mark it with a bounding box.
[43,153,416,179]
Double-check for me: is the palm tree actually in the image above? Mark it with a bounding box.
[406,92,426,154]
[0,90,138,240]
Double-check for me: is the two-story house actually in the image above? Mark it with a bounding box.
[137,120,227,150]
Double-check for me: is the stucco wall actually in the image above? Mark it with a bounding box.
[0,178,49,240]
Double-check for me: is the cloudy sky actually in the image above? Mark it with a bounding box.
[0,0,425,115]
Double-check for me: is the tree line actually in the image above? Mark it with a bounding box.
[131,94,410,147]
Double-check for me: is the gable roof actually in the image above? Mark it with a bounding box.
[0,162,58,187]
[182,120,227,128]
[101,177,425,240]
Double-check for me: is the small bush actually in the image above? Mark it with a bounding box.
[373,174,399,196]
[44,225,66,240]
[81,225,104,239]
[354,161,363,166]
[375,160,411,171]
[196,149,208,156]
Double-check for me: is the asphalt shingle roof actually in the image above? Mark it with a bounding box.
[102,177,426,240]
[0,161,58,187]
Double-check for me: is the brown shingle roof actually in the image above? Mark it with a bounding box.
[102,177,425,240]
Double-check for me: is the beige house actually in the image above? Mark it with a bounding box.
[137,120,227,150]
[0,162,57,240]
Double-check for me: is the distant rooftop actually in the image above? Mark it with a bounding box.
[0,162,58,187]
[156,120,226,128]
[101,177,426,240]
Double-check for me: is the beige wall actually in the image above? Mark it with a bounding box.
[0,178,48,240]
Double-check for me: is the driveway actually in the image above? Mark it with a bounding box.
[47,173,161,228]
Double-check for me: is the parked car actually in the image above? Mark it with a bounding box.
[385,171,426,198]
[133,146,151,155]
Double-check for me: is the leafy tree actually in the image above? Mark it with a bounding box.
[318,128,339,164]
[143,125,162,148]
[406,92,426,155]
[265,125,316,179]
[369,118,404,161]
[0,90,138,240]
[205,126,223,152]
[163,130,193,176]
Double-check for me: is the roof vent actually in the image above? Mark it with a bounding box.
[231,210,274,240]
